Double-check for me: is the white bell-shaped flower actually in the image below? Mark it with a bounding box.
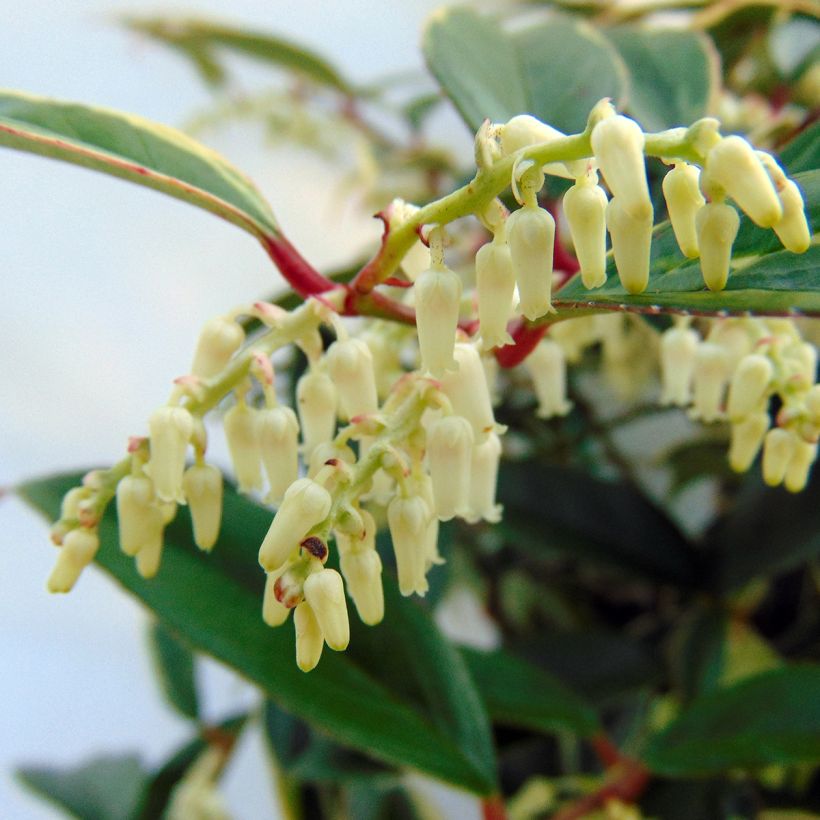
[784,438,818,493]
[47,528,100,593]
[549,317,600,364]
[223,402,263,493]
[182,463,223,551]
[466,432,503,524]
[660,323,700,407]
[590,114,651,220]
[507,205,556,320]
[325,337,379,421]
[340,549,384,626]
[696,202,740,292]
[726,354,774,421]
[387,495,431,597]
[117,474,160,556]
[728,412,770,473]
[303,568,350,651]
[787,342,817,388]
[427,415,474,521]
[147,406,193,504]
[763,428,798,486]
[414,265,462,377]
[190,316,244,379]
[524,338,573,418]
[440,342,497,441]
[563,178,608,288]
[475,240,516,349]
[296,369,338,459]
[772,179,811,254]
[690,342,728,422]
[136,534,165,579]
[499,115,585,178]
[706,136,782,227]
[662,163,704,258]
[258,478,332,572]
[258,406,300,505]
[606,196,653,295]
[707,320,755,373]
[294,601,324,672]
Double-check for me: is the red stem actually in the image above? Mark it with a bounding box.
[493,320,548,368]
[481,795,508,820]
[261,233,338,297]
[551,760,650,820]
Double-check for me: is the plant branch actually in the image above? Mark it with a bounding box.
[551,758,650,820]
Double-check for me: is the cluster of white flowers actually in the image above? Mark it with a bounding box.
[45,101,814,670]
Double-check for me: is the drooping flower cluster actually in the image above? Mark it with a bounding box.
[44,100,815,670]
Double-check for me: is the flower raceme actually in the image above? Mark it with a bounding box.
[44,102,814,670]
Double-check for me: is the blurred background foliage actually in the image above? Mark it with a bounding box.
[15,0,820,817]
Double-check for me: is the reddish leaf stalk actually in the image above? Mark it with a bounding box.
[493,320,548,368]
[261,233,338,297]
[481,794,508,820]
[551,759,650,820]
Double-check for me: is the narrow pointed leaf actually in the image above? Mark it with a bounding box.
[644,665,820,776]
[148,621,200,721]
[556,170,820,316]
[0,89,279,239]
[18,474,498,796]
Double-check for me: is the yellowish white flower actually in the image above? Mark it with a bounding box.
[563,175,609,289]
[524,338,573,418]
[296,368,338,459]
[662,162,704,258]
[427,415,474,521]
[475,238,516,349]
[784,438,818,493]
[303,568,350,651]
[414,264,462,377]
[726,354,774,421]
[440,342,498,441]
[660,322,700,407]
[762,428,796,486]
[696,202,740,292]
[258,405,300,505]
[190,315,245,379]
[146,406,193,504]
[182,463,223,551]
[47,528,100,593]
[466,432,503,524]
[606,196,653,295]
[325,337,379,421]
[294,601,324,672]
[772,179,811,254]
[507,204,556,320]
[728,412,770,472]
[387,494,431,597]
[690,342,728,422]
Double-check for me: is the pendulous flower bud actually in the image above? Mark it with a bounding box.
[294,601,324,672]
[705,135,783,227]
[258,406,300,505]
[440,342,498,441]
[466,432,503,524]
[606,196,653,295]
[475,239,516,349]
[690,342,728,422]
[182,463,223,551]
[136,534,165,579]
[696,202,740,292]
[498,115,585,179]
[258,478,332,572]
[340,549,384,626]
[262,567,291,627]
[147,406,193,504]
[116,474,159,556]
[590,114,652,220]
[762,428,796,486]
[772,179,811,254]
[296,369,338,460]
[728,412,770,473]
[414,265,462,377]
[387,495,431,597]
[662,163,705,258]
[784,438,818,493]
[223,402,263,493]
[190,316,244,379]
[325,338,379,421]
[726,354,774,421]
[524,338,573,418]
[660,323,699,407]
[563,177,609,289]
[506,205,556,320]
[303,568,350,651]
[427,415,474,521]
[47,528,100,593]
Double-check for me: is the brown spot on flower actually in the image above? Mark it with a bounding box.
[301,536,328,562]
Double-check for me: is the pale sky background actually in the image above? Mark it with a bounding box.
[0,1,481,817]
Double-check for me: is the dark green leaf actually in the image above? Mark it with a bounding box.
[18,474,498,795]
[644,665,820,776]
[662,437,734,498]
[345,782,422,820]
[148,621,200,721]
[17,755,148,820]
[134,714,247,820]
[125,17,352,93]
[555,170,820,317]
[462,647,600,737]
[779,120,820,175]
[0,90,279,240]
[423,8,626,135]
[497,461,697,586]
[606,27,719,131]
[667,605,727,702]
[705,468,820,592]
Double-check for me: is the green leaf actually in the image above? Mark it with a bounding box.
[704,468,820,592]
[556,170,820,317]
[0,89,279,240]
[18,474,498,796]
[497,461,697,586]
[148,621,200,721]
[125,17,352,93]
[423,8,626,134]
[662,437,735,498]
[17,754,148,820]
[668,605,727,702]
[644,665,820,776]
[606,27,719,132]
[461,647,600,737]
[779,120,820,175]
